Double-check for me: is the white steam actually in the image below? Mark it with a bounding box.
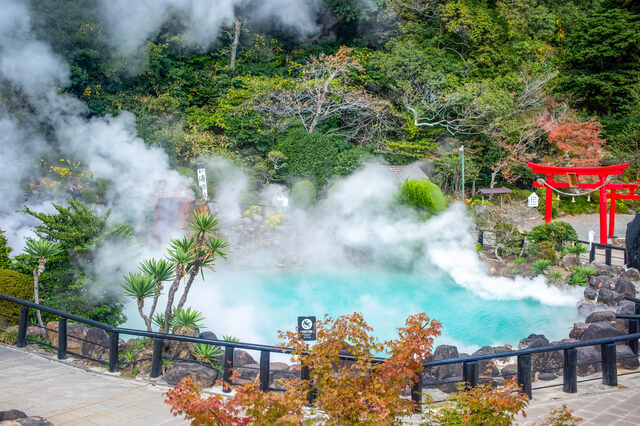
[98,0,320,56]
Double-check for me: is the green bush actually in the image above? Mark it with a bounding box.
[290,180,316,208]
[527,221,578,249]
[531,259,552,275]
[526,241,557,263]
[398,179,446,217]
[0,229,11,269]
[568,266,598,286]
[0,269,33,324]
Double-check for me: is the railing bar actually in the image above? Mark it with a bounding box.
[531,383,563,391]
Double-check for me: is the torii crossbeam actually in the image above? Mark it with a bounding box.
[528,162,629,244]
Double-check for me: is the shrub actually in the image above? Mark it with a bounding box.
[568,266,597,286]
[0,229,11,269]
[527,222,578,249]
[399,179,446,217]
[290,180,316,208]
[526,241,557,263]
[0,269,34,324]
[547,270,564,283]
[531,259,552,275]
[513,257,526,265]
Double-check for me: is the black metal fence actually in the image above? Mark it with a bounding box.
[577,240,627,266]
[2,293,640,407]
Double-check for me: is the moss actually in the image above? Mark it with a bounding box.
[0,269,33,324]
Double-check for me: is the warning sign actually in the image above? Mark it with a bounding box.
[298,316,316,341]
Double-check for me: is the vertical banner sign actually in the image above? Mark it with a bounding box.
[196,164,208,201]
[298,316,316,341]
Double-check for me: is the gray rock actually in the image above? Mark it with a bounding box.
[46,321,88,351]
[538,372,557,381]
[580,322,626,341]
[269,362,295,389]
[501,365,517,379]
[585,311,616,323]
[577,302,613,320]
[0,410,27,421]
[615,277,637,297]
[617,300,636,315]
[233,349,256,367]
[427,345,461,381]
[164,362,219,387]
[561,254,580,268]
[518,334,562,373]
[471,346,503,377]
[589,275,615,290]
[597,288,621,306]
[577,346,602,376]
[518,334,549,350]
[14,417,54,426]
[81,327,109,360]
[584,287,597,301]
[235,363,259,382]
[617,345,640,370]
[438,376,463,394]
[622,268,640,281]
[199,331,218,341]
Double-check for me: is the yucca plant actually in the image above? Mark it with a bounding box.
[531,259,552,275]
[152,312,166,331]
[170,307,206,334]
[223,335,240,342]
[193,343,223,362]
[122,272,156,330]
[568,266,597,286]
[547,270,564,283]
[513,257,526,265]
[23,238,62,332]
[137,258,174,331]
[566,243,588,263]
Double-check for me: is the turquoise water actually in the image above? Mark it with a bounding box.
[160,267,578,352]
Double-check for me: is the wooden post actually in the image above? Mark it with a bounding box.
[609,189,617,237]
[223,346,234,392]
[545,176,553,223]
[16,306,29,348]
[517,354,532,399]
[599,176,607,244]
[150,338,163,378]
[601,343,617,386]
[109,331,119,373]
[463,361,478,388]
[562,348,577,393]
[259,350,270,392]
[57,317,67,360]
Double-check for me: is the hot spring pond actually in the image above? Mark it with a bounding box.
[127,268,578,352]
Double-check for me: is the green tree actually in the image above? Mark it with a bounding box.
[23,239,62,332]
[17,200,131,326]
[0,229,11,269]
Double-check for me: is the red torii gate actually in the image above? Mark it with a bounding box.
[528,162,629,244]
[607,181,640,239]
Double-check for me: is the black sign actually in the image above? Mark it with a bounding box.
[297,316,316,341]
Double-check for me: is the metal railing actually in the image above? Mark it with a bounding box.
[1,293,640,406]
[577,240,627,266]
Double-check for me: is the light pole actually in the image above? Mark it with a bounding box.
[459,145,465,202]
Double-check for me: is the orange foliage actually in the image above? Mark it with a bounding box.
[539,112,606,166]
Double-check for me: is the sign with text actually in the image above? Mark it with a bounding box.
[297,316,316,341]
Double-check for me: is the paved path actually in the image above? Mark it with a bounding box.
[3,344,640,425]
[0,345,187,425]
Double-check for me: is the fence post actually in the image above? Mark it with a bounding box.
[605,246,612,265]
[628,319,639,356]
[16,305,29,348]
[562,348,577,393]
[301,365,315,404]
[601,343,617,386]
[150,338,163,379]
[589,244,596,263]
[517,354,532,399]
[463,361,478,388]
[259,350,270,392]
[411,370,423,412]
[108,331,119,373]
[478,231,484,247]
[57,317,67,360]
[223,346,234,392]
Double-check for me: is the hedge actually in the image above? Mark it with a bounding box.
[0,269,33,324]
[398,179,446,217]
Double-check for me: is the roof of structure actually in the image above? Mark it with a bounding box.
[478,187,512,195]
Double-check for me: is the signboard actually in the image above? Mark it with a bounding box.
[297,316,316,341]
[196,165,208,201]
[527,192,539,208]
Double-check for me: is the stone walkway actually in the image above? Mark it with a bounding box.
[3,343,640,425]
[0,345,187,425]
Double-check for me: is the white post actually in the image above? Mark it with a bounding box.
[459,145,465,201]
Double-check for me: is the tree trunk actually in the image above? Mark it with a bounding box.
[489,167,501,189]
[163,273,183,333]
[229,16,241,69]
[176,266,199,313]
[33,259,46,335]
[138,299,151,332]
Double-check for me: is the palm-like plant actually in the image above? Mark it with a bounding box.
[23,238,62,332]
[188,212,221,240]
[170,307,206,334]
[138,258,174,331]
[566,243,588,263]
[122,272,156,330]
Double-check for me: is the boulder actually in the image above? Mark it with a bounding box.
[518,334,561,373]
[518,334,548,350]
[13,416,55,426]
[235,363,259,382]
[585,311,616,323]
[577,346,602,376]
[577,302,613,320]
[538,372,557,381]
[471,346,503,377]
[617,300,636,315]
[617,345,640,370]
[583,287,597,301]
[589,275,615,290]
[199,331,218,341]
[570,323,588,340]
[622,268,640,281]
[561,254,580,268]
[580,322,626,341]
[81,327,109,361]
[501,365,517,380]
[614,277,637,297]
[0,410,27,421]
[269,362,294,389]
[426,345,461,381]
[597,288,623,306]
[46,321,88,352]
[164,362,219,387]
[234,349,256,367]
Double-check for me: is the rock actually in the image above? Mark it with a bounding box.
[518,334,548,350]
[570,323,588,340]
[234,349,256,367]
[561,254,580,268]
[577,302,613,320]
[622,268,640,281]
[46,321,88,352]
[479,376,505,387]
[584,287,597,301]
[538,372,557,381]
[427,345,461,381]
[585,311,616,323]
[617,345,640,370]
[164,362,219,387]
[438,377,463,394]
[589,275,615,290]
[517,334,561,373]
[199,331,218,341]
[580,322,626,341]
[269,362,294,389]
[14,416,55,425]
[81,327,109,360]
[471,346,503,377]
[615,277,637,297]
[0,410,27,421]
[235,363,259,382]
[597,288,621,306]
[617,300,636,315]
[501,365,517,379]
[577,346,602,376]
